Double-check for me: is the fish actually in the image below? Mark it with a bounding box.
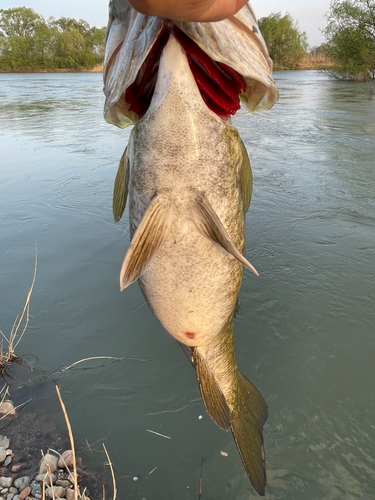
[103,1,278,496]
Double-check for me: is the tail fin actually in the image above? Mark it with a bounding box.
[231,372,268,496]
[193,345,268,496]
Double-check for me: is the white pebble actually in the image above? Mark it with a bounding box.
[198,415,202,420]
[133,477,138,481]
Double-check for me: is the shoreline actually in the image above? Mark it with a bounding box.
[0,65,104,74]
[0,62,335,74]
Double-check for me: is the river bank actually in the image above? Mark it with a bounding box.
[1,58,335,73]
[0,65,104,74]
[0,360,112,500]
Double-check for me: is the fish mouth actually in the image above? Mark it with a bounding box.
[125,25,246,120]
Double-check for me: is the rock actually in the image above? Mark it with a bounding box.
[0,479,12,489]
[55,480,70,488]
[65,489,76,500]
[13,478,30,490]
[8,490,17,496]
[10,464,26,474]
[29,483,42,497]
[3,458,10,468]
[0,403,16,420]
[46,486,64,499]
[5,451,12,457]
[17,487,30,500]
[57,451,73,469]
[0,491,7,496]
[0,449,6,464]
[6,493,13,500]
[0,440,9,452]
[39,454,58,474]
[34,474,56,486]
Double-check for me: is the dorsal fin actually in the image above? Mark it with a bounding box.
[191,194,259,276]
[120,194,172,290]
[113,147,129,222]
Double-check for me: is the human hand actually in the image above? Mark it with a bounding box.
[127,0,249,22]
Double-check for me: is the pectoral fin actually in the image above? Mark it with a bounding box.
[192,194,259,276]
[120,195,172,290]
[113,148,129,222]
[239,140,253,214]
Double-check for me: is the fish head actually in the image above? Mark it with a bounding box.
[103,1,278,127]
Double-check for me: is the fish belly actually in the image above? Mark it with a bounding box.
[127,35,245,347]
[139,229,242,347]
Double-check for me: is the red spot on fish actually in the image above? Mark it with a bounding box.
[185,332,196,340]
[125,25,246,120]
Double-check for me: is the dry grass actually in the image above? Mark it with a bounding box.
[56,385,79,500]
[0,251,37,367]
[54,385,117,500]
[102,444,117,500]
[61,357,122,372]
[0,254,117,499]
[297,54,335,70]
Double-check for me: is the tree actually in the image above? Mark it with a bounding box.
[323,0,375,80]
[258,13,308,69]
[0,7,105,71]
[0,7,51,69]
[0,6,44,38]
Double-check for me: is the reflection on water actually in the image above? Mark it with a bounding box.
[0,71,374,499]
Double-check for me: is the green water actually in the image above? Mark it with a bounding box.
[0,71,374,499]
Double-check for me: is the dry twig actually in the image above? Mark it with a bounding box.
[61,357,122,372]
[55,385,79,500]
[103,444,117,500]
[146,429,171,439]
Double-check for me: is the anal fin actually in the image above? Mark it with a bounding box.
[120,194,172,290]
[193,347,231,431]
[191,194,259,276]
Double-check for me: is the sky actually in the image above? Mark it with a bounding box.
[5,0,331,47]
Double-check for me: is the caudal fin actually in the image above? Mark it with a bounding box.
[231,372,268,496]
[193,345,268,496]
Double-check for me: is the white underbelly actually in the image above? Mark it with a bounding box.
[139,229,242,347]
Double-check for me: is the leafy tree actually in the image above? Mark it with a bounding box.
[258,13,308,69]
[0,7,105,71]
[323,0,375,80]
[48,17,91,37]
[87,27,106,60]
[0,6,44,38]
[0,7,50,69]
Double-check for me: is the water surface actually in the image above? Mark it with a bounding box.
[0,71,374,499]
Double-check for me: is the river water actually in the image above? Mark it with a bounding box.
[0,71,374,499]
